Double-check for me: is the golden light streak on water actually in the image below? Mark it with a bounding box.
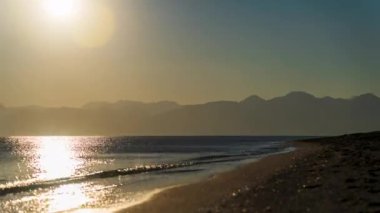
[47,183,91,212]
[35,137,81,180]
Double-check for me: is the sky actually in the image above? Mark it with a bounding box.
[0,0,379,107]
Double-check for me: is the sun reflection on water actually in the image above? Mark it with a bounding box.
[35,137,81,180]
[2,136,132,212]
[33,137,94,212]
[47,183,92,212]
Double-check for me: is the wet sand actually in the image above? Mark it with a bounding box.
[120,132,380,213]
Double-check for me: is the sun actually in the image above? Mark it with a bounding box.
[39,0,116,48]
[42,0,81,21]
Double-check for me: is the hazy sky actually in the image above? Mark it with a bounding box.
[1,0,379,107]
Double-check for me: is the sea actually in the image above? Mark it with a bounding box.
[0,136,306,212]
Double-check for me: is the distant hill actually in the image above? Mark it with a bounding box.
[0,92,379,136]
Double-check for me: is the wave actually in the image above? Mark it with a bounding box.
[0,162,194,197]
[0,146,290,197]
[185,146,283,163]
[159,169,204,174]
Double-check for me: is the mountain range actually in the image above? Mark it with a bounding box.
[0,92,379,136]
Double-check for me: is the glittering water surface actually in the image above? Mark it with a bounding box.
[0,136,301,212]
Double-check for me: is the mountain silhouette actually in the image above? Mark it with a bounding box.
[0,92,379,136]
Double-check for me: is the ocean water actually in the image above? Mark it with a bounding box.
[0,136,303,212]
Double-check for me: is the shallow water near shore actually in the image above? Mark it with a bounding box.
[0,136,303,212]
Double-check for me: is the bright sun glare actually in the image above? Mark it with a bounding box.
[42,0,80,21]
[40,0,116,48]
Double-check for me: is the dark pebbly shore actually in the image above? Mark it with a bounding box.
[123,132,380,213]
[212,132,380,213]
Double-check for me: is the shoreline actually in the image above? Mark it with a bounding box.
[119,132,380,212]
[118,141,321,213]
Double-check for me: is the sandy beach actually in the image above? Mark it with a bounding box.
[120,132,380,213]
